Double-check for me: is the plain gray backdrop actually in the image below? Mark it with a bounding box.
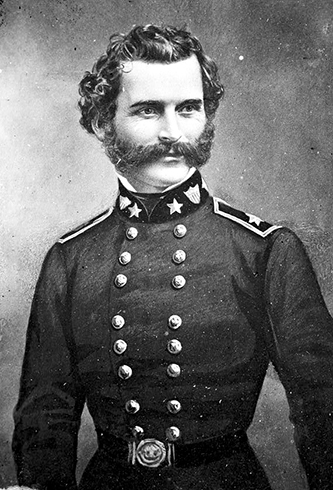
[1,1,332,488]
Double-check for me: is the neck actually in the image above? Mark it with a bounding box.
[123,174,170,193]
[117,166,196,194]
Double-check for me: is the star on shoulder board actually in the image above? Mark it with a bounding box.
[213,197,281,237]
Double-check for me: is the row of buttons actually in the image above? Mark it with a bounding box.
[111,224,187,442]
[132,425,181,442]
[126,224,187,241]
[111,310,183,435]
[117,250,186,271]
[115,225,188,289]
[111,314,183,381]
[111,362,182,381]
[113,339,183,357]
[119,249,186,267]
[125,399,181,414]
[114,273,186,289]
[112,314,181,330]
[114,339,182,357]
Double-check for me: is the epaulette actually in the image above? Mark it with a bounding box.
[58,208,112,244]
[213,197,281,238]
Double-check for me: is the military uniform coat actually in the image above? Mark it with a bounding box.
[12,170,333,489]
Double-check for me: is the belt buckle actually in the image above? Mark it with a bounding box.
[132,438,167,467]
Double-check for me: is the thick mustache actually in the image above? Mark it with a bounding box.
[143,141,194,158]
[104,119,215,171]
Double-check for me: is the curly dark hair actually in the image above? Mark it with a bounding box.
[78,24,224,134]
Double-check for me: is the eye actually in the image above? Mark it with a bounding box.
[134,106,158,117]
[179,103,202,115]
[141,107,155,115]
[181,105,195,113]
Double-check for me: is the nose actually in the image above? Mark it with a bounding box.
[158,110,182,143]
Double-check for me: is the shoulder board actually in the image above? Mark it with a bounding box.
[58,208,112,244]
[213,197,281,238]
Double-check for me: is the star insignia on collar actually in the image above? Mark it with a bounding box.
[119,195,132,210]
[128,203,142,218]
[167,198,183,215]
[246,213,262,227]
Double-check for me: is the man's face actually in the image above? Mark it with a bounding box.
[105,55,210,191]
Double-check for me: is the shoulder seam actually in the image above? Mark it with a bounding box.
[58,208,112,244]
[213,197,281,238]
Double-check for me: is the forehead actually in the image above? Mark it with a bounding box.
[118,55,204,104]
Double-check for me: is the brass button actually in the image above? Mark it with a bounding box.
[119,251,132,265]
[114,274,127,288]
[172,250,186,264]
[125,400,140,413]
[172,275,186,289]
[173,224,187,238]
[126,227,138,240]
[166,426,181,441]
[168,315,182,329]
[118,365,132,380]
[111,315,125,329]
[113,339,127,355]
[167,339,182,355]
[167,363,181,378]
[132,425,144,438]
[167,400,182,414]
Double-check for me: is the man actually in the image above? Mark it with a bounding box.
[12,24,333,490]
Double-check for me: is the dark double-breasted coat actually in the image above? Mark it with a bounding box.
[13,170,333,489]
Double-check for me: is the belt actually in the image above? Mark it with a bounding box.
[98,430,248,469]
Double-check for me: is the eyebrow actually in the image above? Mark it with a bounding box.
[129,99,203,111]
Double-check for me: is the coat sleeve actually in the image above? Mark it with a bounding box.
[12,243,85,490]
[264,228,333,490]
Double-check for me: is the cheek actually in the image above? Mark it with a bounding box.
[180,117,206,140]
[115,118,160,145]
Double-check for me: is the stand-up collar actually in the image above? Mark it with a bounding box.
[115,169,209,223]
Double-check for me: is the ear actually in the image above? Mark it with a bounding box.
[91,117,105,141]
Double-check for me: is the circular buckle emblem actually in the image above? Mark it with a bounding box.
[136,439,166,467]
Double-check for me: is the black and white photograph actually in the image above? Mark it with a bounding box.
[1,1,333,489]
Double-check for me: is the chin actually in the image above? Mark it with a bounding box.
[149,163,190,184]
